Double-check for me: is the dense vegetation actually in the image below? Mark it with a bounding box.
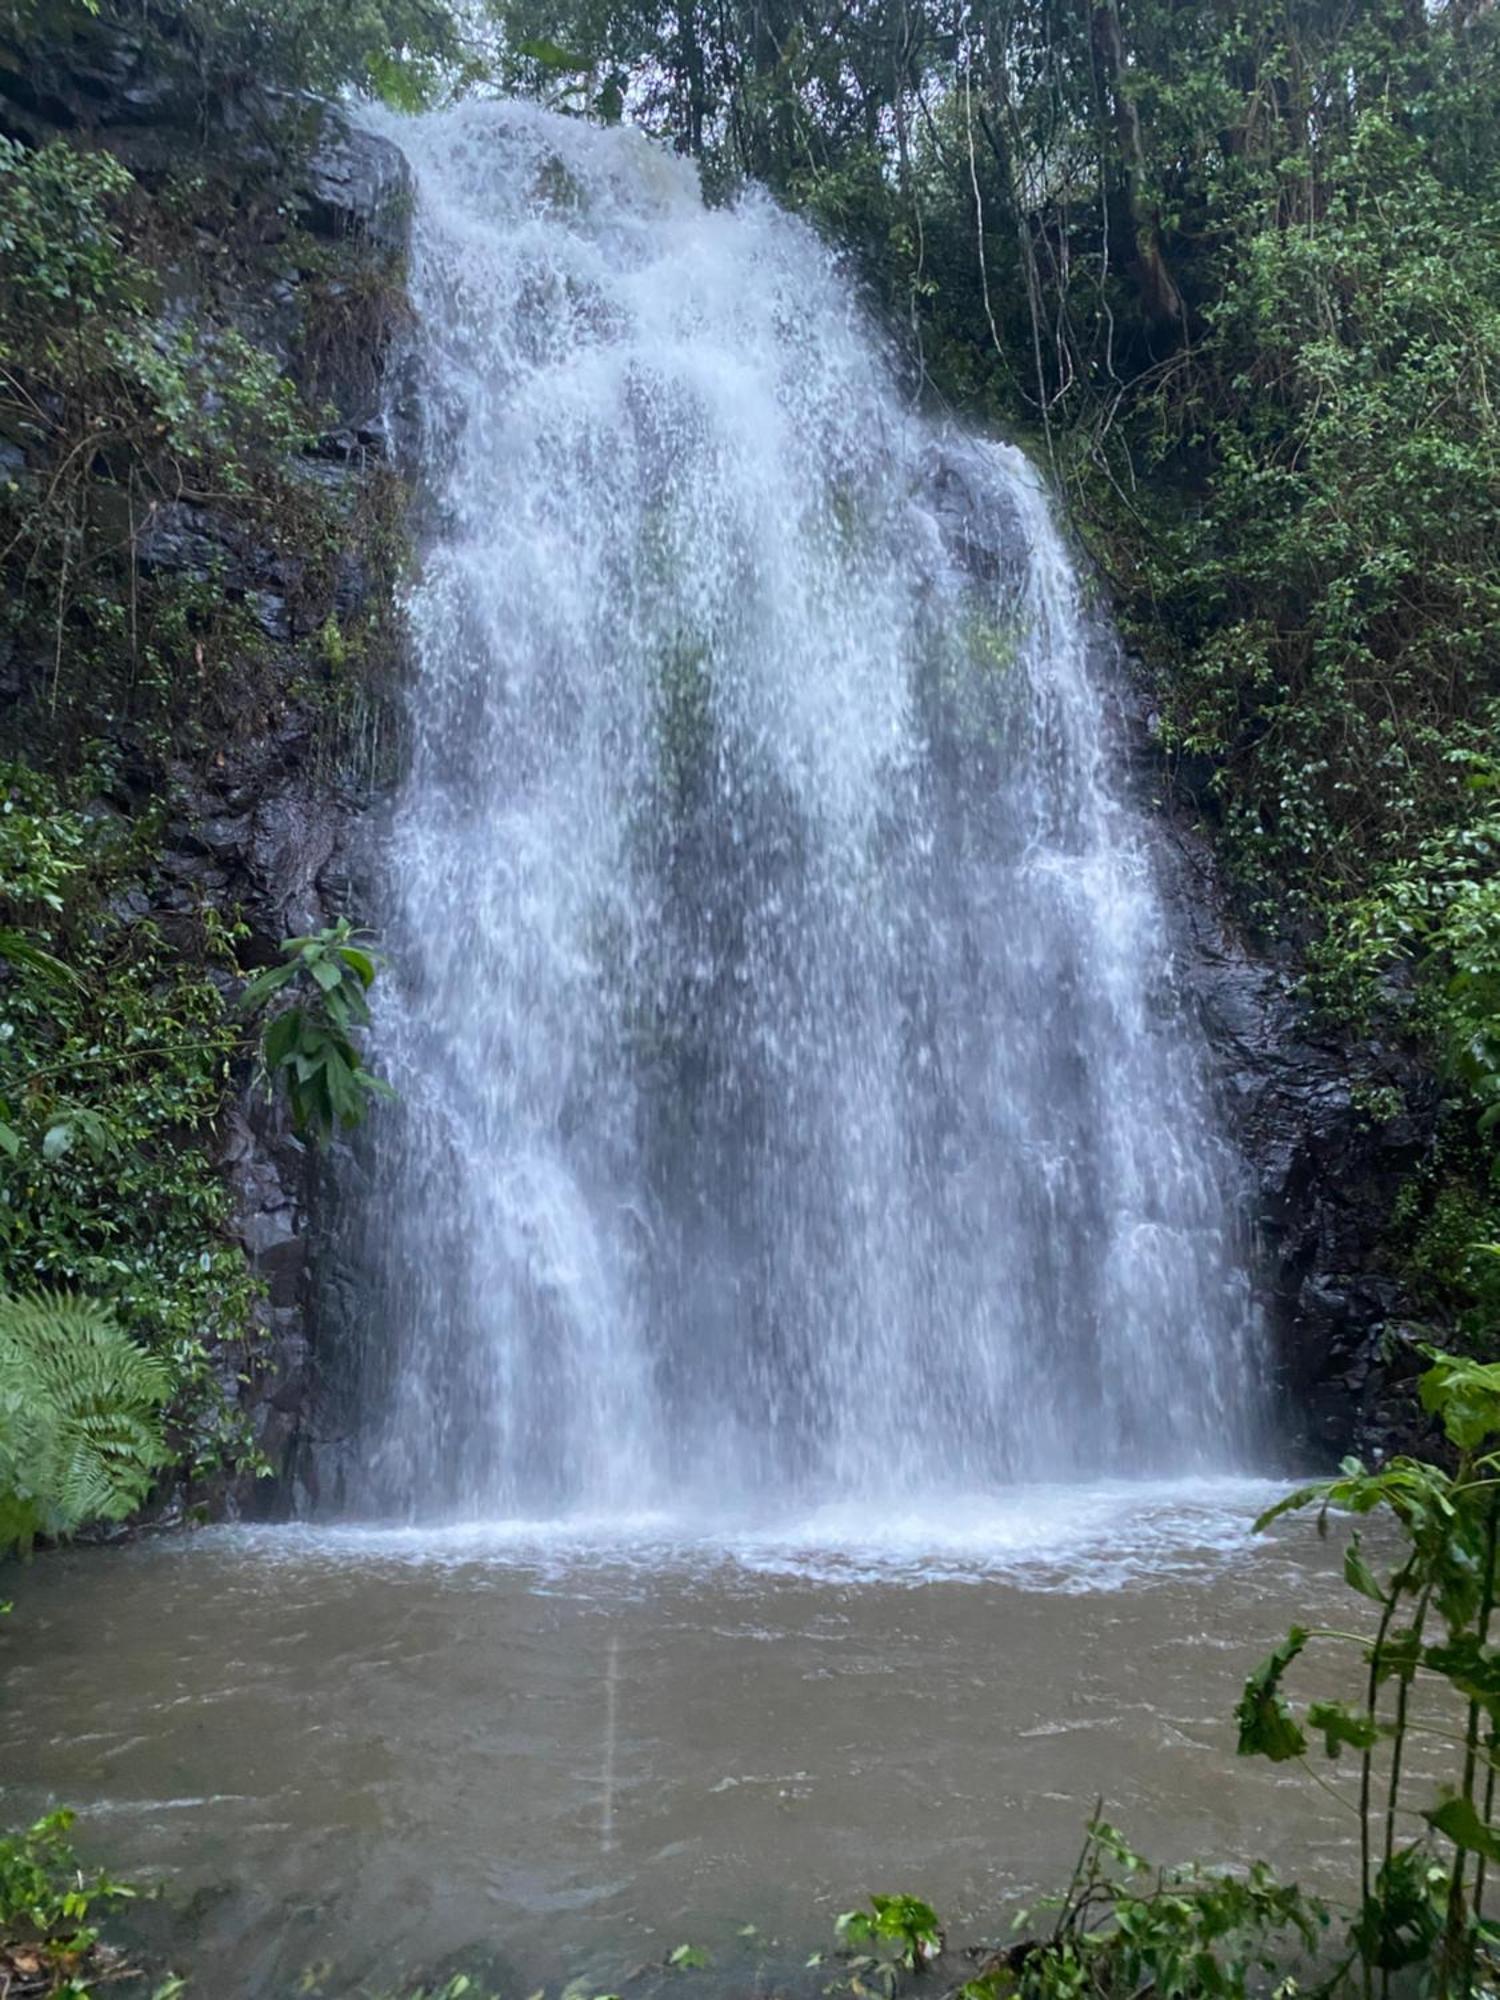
[3,1,1500,1994]
[499,0,1499,912]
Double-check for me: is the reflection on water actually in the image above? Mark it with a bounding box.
[0,1483,1361,1998]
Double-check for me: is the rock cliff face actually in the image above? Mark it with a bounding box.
[0,32,413,1506]
[160,119,411,1505]
[1147,792,1439,1466]
[0,34,1436,1498]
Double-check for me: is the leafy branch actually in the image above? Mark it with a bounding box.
[241,919,394,1145]
[1238,1347,1500,1998]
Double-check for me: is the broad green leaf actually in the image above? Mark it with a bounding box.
[335,945,377,988]
[0,928,85,990]
[1253,1483,1333,1533]
[1344,1535,1386,1603]
[263,1009,301,1071]
[1419,1350,1500,1450]
[241,961,297,1008]
[1306,1699,1382,1758]
[1235,1626,1308,1761]
[1426,1795,1500,1864]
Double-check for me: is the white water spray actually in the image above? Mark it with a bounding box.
[351,100,1260,1522]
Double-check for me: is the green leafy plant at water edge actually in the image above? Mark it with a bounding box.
[2,767,396,1482]
[0,1807,139,1997]
[837,1896,944,1974]
[0,763,260,1473]
[242,921,394,1146]
[1238,1347,1500,1998]
[957,1819,1323,2000]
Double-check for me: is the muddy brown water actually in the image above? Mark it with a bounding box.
[0,1482,1373,1997]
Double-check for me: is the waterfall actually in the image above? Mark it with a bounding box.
[350,99,1260,1523]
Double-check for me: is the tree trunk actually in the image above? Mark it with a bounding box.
[1090,1,1184,329]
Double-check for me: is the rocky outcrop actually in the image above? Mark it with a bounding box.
[0,32,413,1506]
[151,114,411,1505]
[1151,807,1441,1465]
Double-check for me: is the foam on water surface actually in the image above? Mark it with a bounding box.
[188,1477,1286,1591]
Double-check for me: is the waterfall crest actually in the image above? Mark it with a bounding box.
[351,99,1259,1521]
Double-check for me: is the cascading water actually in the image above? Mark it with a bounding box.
[351,99,1260,1523]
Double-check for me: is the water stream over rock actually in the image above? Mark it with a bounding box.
[351,100,1261,1521]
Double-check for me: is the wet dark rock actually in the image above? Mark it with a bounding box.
[136,501,238,585]
[314,427,363,462]
[1149,811,1441,1464]
[246,590,293,643]
[241,1209,307,1310]
[192,813,254,859]
[246,793,342,936]
[297,110,411,254]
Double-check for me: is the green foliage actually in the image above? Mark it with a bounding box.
[1232,1626,1308,1763]
[0,94,399,769]
[0,763,261,1473]
[837,1896,943,1973]
[1,767,396,1485]
[4,0,471,109]
[0,1808,138,1998]
[1110,69,1500,920]
[957,1821,1323,2000]
[0,0,416,1513]
[1309,793,1500,1295]
[0,1290,167,1556]
[173,0,466,105]
[0,132,138,329]
[243,921,393,1145]
[1237,1348,1500,1996]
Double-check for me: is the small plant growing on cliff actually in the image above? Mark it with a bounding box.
[243,920,394,1145]
[1238,1348,1500,1998]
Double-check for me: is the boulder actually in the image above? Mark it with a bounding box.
[296,105,412,254]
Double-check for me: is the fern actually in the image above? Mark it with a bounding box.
[0,1292,170,1555]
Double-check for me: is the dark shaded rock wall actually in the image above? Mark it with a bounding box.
[0,43,412,1507]
[171,117,410,1505]
[1141,757,1440,1467]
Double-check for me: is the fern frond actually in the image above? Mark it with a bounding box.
[0,1291,170,1553]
